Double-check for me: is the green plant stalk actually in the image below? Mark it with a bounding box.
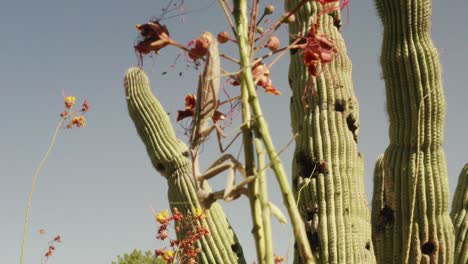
[371,0,455,263]
[255,138,275,264]
[20,116,66,264]
[238,40,265,262]
[286,1,374,263]
[450,164,468,264]
[124,68,246,264]
[233,0,315,262]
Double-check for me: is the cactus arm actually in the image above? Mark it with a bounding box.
[372,0,455,263]
[124,67,246,264]
[450,164,468,264]
[285,1,375,263]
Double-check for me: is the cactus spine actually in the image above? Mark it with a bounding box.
[285,2,375,263]
[124,67,246,264]
[450,164,468,264]
[371,0,455,263]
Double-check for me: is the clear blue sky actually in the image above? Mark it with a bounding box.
[1,0,466,263]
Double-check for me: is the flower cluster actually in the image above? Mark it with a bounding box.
[231,62,281,95]
[274,254,285,264]
[300,23,338,77]
[39,229,62,260]
[152,207,209,264]
[252,254,285,264]
[60,93,89,129]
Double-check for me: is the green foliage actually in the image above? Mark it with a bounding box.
[112,249,164,264]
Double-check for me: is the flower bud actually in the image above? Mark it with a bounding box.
[266,36,280,52]
[217,31,230,44]
[264,5,275,15]
[282,13,296,24]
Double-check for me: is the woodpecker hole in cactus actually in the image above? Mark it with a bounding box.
[365,241,371,251]
[295,151,328,178]
[182,150,189,157]
[376,205,394,233]
[155,162,165,172]
[346,114,358,142]
[306,207,319,221]
[334,99,346,112]
[290,48,298,56]
[421,241,436,255]
[231,243,240,253]
[332,16,341,30]
[307,230,320,251]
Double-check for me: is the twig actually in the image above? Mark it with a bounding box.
[20,117,67,264]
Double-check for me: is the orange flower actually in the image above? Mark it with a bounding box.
[274,254,285,263]
[193,208,207,220]
[163,250,174,261]
[81,99,89,112]
[187,32,213,60]
[64,96,76,109]
[300,24,338,77]
[71,115,86,127]
[134,21,172,55]
[156,209,170,224]
[252,63,281,95]
[230,62,281,95]
[177,94,196,121]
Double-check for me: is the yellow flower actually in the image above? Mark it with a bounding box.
[193,208,206,219]
[163,250,173,261]
[156,209,169,223]
[64,96,76,109]
[71,115,86,127]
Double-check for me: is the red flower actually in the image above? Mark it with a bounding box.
[231,62,281,95]
[81,99,89,112]
[177,94,196,121]
[300,24,338,77]
[134,21,172,55]
[187,32,213,60]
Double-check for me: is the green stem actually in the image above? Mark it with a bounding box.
[238,28,264,262]
[20,117,66,264]
[233,1,314,262]
[255,138,274,264]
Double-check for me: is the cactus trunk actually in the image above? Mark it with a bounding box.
[450,164,468,264]
[285,2,375,263]
[124,67,246,264]
[371,0,455,263]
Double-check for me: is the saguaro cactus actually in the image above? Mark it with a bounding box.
[124,67,246,264]
[371,0,455,263]
[285,2,375,263]
[451,164,468,264]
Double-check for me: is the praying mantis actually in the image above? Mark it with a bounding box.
[187,32,254,209]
